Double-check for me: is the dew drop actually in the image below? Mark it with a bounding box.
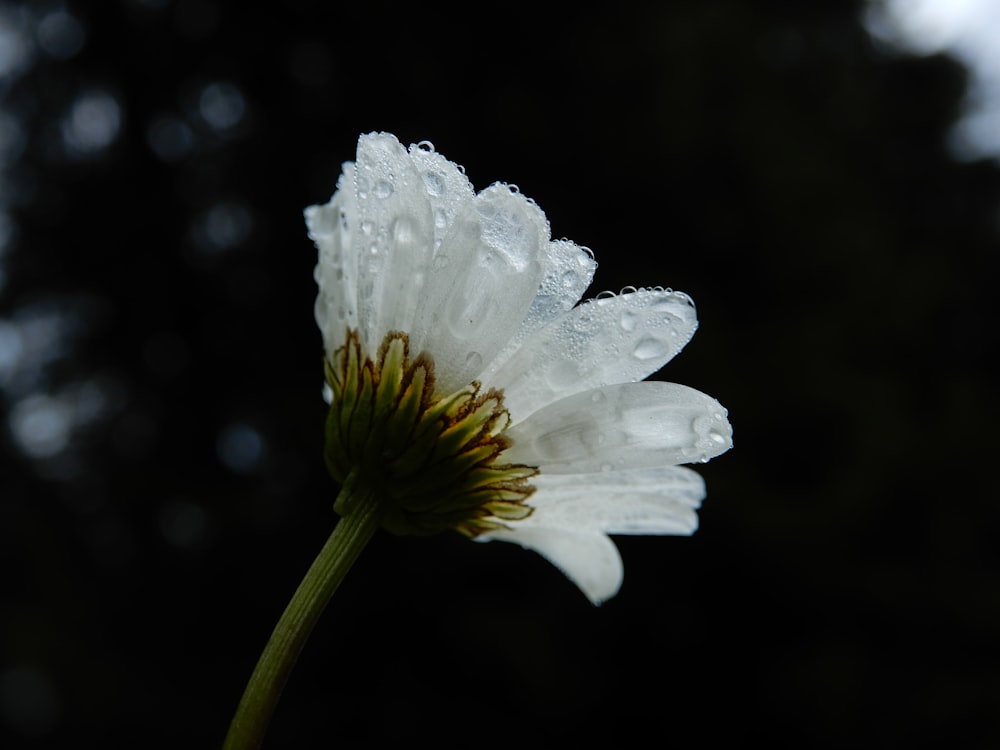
[631,335,669,360]
[708,430,727,445]
[620,285,638,295]
[422,171,444,196]
[416,140,435,152]
[544,361,580,389]
[392,216,419,247]
[360,220,374,235]
[433,208,448,229]
[620,309,639,332]
[373,179,393,199]
[465,351,483,371]
[691,415,713,435]
[561,269,580,288]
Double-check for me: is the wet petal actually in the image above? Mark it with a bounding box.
[307,165,358,356]
[410,184,549,393]
[478,525,623,605]
[480,239,597,381]
[504,382,732,473]
[493,288,698,423]
[352,133,434,348]
[523,466,706,535]
[407,141,476,252]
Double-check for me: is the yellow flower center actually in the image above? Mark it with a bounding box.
[324,329,537,536]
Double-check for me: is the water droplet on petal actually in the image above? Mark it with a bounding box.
[632,335,669,360]
[360,220,374,235]
[708,429,727,445]
[433,209,448,229]
[373,179,393,199]
[465,351,483,371]
[416,140,435,152]
[422,171,444,196]
[392,216,419,247]
[692,416,713,435]
[620,309,638,332]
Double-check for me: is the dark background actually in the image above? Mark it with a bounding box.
[2,0,998,747]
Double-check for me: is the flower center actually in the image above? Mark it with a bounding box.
[324,329,537,536]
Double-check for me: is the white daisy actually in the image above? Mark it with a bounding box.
[306,132,732,604]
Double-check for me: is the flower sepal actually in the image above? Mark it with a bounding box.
[324,328,537,538]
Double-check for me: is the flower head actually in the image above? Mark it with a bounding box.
[307,132,732,604]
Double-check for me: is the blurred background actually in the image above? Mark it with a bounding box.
[2,0,998,747]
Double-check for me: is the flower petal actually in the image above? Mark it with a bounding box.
[406,141,476,252]
[480,239,597,382]
[410,184,549,393]
[521,466,706,535]
[307,163,359,357]
[503,382,732,473]
[492,288,698,423]
[477,525,623,605]
[351,133,435,350]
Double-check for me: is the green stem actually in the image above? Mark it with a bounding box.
[223,481,382,750]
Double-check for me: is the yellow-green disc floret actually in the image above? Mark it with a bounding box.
[324,329,537,536]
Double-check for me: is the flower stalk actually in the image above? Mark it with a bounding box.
[222,477,382,750]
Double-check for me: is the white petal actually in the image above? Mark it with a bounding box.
[351,133,434,349]
[503,382,732,473]
[493,288,698,423]
[407,141,476,253]
[521,466,706,535]
[410,184,549,393]
[307,164,358,357]
[478,525,622,605]
[480,239,597,382]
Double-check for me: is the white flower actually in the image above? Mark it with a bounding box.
[307,132,732,604]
